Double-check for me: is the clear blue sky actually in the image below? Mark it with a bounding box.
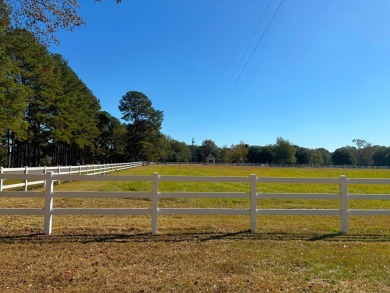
[50,0,390,151]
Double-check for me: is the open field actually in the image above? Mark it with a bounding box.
[1,165,389,292]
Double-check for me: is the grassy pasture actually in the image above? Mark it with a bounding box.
[0,165,389,292]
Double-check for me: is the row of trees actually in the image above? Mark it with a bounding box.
[0,18,188,167]
[0,3,173,167]
[1,14,102,166]
[0,13,189,167]
[177,138,390,167]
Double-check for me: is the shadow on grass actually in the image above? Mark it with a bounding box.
[0,229,389,244]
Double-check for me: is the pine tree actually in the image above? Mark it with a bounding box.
[119,91,163,161]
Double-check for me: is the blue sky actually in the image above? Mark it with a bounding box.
[50,0,390,151]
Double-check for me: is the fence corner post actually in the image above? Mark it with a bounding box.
[151,172,159,235]
[44,172,54,235]
[250,174,257,233]
[340,175,348,234]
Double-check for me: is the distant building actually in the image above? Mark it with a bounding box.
[206,153,216,164]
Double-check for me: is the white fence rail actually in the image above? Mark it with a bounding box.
[155,162,390,169]
[0,173,389,235]
[0,162,142,191]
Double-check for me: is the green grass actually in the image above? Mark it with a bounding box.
[28,164,390,211]
[0,165,389,292]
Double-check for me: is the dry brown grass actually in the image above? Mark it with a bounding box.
[0,221,389,292]
[0,165,389,292]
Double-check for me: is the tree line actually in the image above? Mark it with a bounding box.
[1,8,105,167]
[0,7,187,167]
[2,4,390,168]
[184,137,390,167]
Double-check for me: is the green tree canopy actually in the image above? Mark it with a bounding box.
[295,147,311,164]
[273,137,296,164]
[315,148,332,165]
[160,136,191,163]
[119,91,163,161]
[332,147,357,166]
[310,150,324,165]
[0,23,101,166]
[195,139,219,162]
[228,142,248,163]
[372,146,390,166]
[0,12,30,139]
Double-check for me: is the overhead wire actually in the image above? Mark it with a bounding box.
[198,0,273,137]
[198,0,284,140]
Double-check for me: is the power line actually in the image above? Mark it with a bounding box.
[198,0,273,137]
[198,0,284,140]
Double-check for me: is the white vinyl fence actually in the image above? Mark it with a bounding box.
[0,162,142,191]
[0,172,389,235]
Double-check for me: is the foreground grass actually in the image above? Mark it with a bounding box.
[0,165,389,292]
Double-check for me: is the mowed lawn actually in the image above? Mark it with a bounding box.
[0,165,389,292]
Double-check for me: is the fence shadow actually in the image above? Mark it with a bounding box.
[0,229,389,244]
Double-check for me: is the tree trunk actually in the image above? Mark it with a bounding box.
[6,130,11,168]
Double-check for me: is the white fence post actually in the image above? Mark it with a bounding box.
[44,172,54,235]
[340,175,348,233]
[250,174,257,233]
[151,172,159,235]
[43,166,47,189]
[57,166,61,185]
[0,166,3,192]
[24,166,28,192]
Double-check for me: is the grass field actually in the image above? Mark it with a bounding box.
[0,165,389,292]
